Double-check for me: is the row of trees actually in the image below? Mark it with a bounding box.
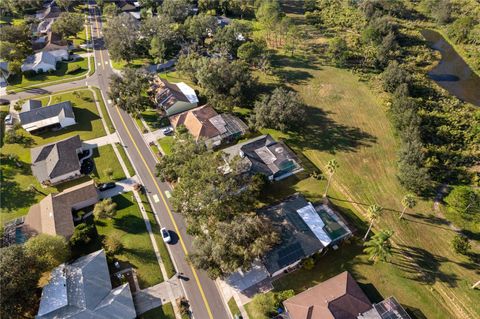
[156,127,279,278]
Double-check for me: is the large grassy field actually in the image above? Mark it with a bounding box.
[7,58,89,92]
[249,54,480,318]
[95,193,163,288]
[0,89,109,223]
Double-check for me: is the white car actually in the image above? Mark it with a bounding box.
[161,227,171,243]
[163,127,173,135]
[4,114,13,125]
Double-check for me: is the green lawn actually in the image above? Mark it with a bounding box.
[252,54,480,318]
[95,192,163,288]
[91,145,126,183]
[115,143,135,177]
[140,109,168,130]
[140,192,177,279]
[150,143,161,160]
[158,137,174,156]
[7,58,89,92]
[227,297,241,318]
[111,57,153,70]
[139,302,175,319]
[91,87,114,133]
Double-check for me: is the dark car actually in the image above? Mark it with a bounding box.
[0,99,9,105]
[98,182,116,191]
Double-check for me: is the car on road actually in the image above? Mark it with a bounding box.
[4,114,13,125]
[98,182,116,191]
[0,99,10,105]
[161,227,171,243]
[163,127,173,135]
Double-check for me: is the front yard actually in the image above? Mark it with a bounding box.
[7,57,89,92]
[91,145,126,183]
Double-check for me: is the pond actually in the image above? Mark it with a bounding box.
[421,29,480,107]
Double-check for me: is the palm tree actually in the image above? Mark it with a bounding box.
[363,204,383,241]
[323,159,339,197]
[400,194,416,219]
[363,229,394,262]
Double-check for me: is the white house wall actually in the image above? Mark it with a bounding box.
[22,116,61,132]
[50,170,82,185]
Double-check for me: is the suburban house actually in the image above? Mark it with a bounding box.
[33,32,69,52]
[30,135,83,185]
[170,105,248,148]
[151,77,199,116]
[36,250,136,319]
[0,61,9,87]
[282,271,412,319]
[222,135,303,181]
[22,180,99,239]
[225,194,352,292]
[21,49,69,73]
[19,99,75,132]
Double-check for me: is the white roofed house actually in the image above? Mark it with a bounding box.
[151,77,199,116]
[19,99,76,133]
[36,250,136,319]
[21,49,69,73]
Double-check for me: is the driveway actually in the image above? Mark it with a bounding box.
[98,176,139,199]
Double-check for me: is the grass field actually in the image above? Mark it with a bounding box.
[7,58,89,91]
[139,302,175,319]
[227,297,241,318]
[250,54,480,318]
[140,192,177,279]
[91,145,126,183]
[115,143,135,177]
[95,192,163,288]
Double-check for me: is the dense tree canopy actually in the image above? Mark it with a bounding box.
[24,234,70,272]
[0,24,32,67]
[159,0,191,23]
[0,0,42,15]
[52,12,85,38]
[104,13,139,62]
[0,245,41,318]
[250,87,306,132]
[109,68,152,114]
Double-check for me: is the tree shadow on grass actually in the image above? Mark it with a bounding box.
[287,106,377,154]
[391,245,459,288]
[113,214,147,234]
[0,160,38,212]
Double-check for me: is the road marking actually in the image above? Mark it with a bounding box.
[165,190,172,198]
[114,106,214,319]
[105,61,109,65]
[97,62,101,66]
[153,194,160,203]
[107,99,112,104]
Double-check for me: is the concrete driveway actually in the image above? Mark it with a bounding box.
[98,176,139,199]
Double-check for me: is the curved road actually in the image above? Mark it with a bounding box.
[4,2,231,319]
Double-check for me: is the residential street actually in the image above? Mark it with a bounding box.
[2,2,231,319]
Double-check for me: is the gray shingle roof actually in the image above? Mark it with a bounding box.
[19,100,74,125]
[37,250,136,319]
[21,99,42,112]
[31,135,82,183]
[259,194,325,275]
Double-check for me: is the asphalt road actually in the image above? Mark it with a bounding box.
[4,2,232,318]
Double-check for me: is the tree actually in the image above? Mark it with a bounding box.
[109,68,152,114]
[255,0,281,45]
[0,25,32,63]
[249,290,295,318]
[24,234,70,272]
[52,12,85,38]
[104,232,123,255]
[103,2,120,18]
[56,0,76,11]
[0,245,41,318]
[142,15,181,62]
[363,229,394,262]
[363,204,383,240]
[327,37,349,67]
[397,136,431,195]
[189,213,280,278]
[0,0,43,15]
[376,31,398,67]
[400,194,416,219]
[184,13,218,46]
[381,61,410,93]
[250,87,306,132]
[103,13,139,62]
[451,234,471,255]
[448,16,475,44]
[444,186,480,230]
[324,159,339,197]
[94,198,118,219]
[159,0,191,23]
[69,223,96,247]
[212,20,252,57]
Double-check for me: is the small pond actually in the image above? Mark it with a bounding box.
[421,29,480,107]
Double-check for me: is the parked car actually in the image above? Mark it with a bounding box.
[4,114,13,125]
[98,182,116,191]
[0,99,9,105]
[163,127,173,135]
[161,227,171,243]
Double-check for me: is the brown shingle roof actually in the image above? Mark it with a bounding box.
[170,105,220,141]
[283,271,372,319]
[23,180,98,238]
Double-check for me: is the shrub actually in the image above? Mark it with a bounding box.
[66,64,82,74]
[303,257,315,270]
[451,234,470,255]
[104,233,123,255]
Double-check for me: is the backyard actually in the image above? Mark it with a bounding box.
[243,53,480,318]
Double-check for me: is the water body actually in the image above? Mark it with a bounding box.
[421,29,480,107]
